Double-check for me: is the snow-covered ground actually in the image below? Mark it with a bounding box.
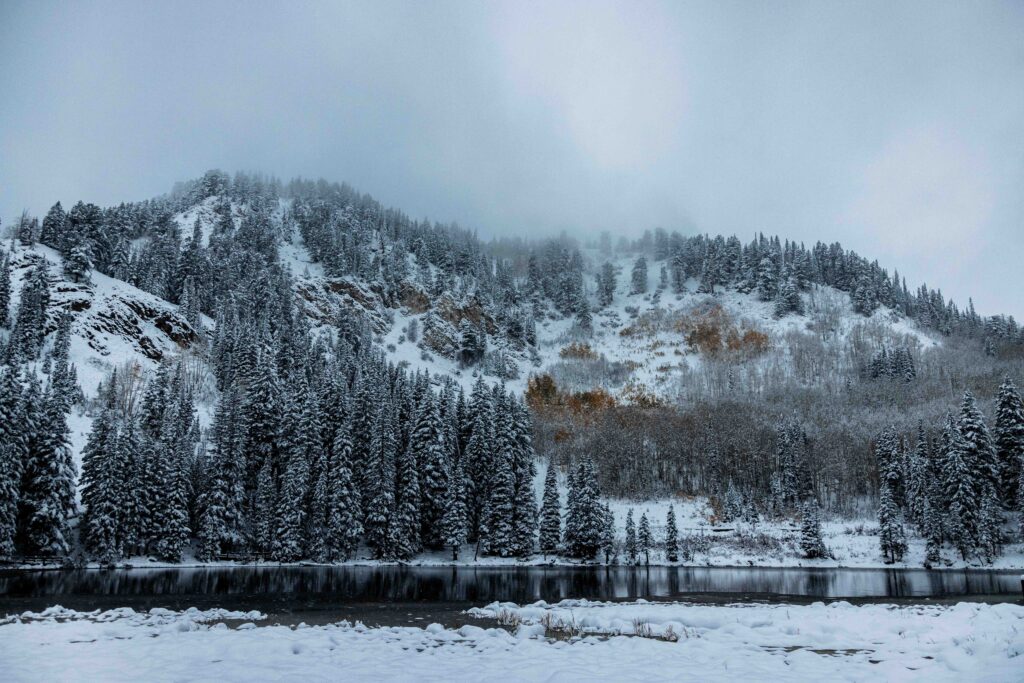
[2,601,1021,682]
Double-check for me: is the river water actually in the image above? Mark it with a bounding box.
[2,565,1020,622]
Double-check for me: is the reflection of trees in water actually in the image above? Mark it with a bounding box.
[0,566,1017,604]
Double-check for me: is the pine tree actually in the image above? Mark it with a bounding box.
[64,244,92,283]
[630,257,648,295]
[11,263,50,361]
[596,261,616,307]
[509,400,537,557]
[325,420,362,561]
[922,494,943,568]
[39,201,67,249]
[150,404,193,563]
[721,480,743,522]
[774,277,803,317]
[905,427,929,529]
[482,402,515,556]
[364,403,396,558]
[798,500,827,559]
[252,455,276,555]
[665,505,679,563]
[874,426,905,507]
[993,378,1024,507]
[392,440,422,560]
[575,299,593,336]
[440,456,468,560]
[941,415,974,560]
[562,456,604,559]
[0,442,19,560]
[411,395,447,549]
[274,383,319,562]
[80,388,128,562]
[624,508,637,564]
[0,250,11,329]
[18,386,77,556]
[638,512,652,565]
[198,387,246,560]
[756,255,778,301]
[539,459,561,558]
[599,504,616,564]
[877,481,907,563]
[463,380,494,541]
[957,390,1002,559]
[0,366,27,559]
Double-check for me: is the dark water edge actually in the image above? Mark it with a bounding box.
[2,565,1021,621]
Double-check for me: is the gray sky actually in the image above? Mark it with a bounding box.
[1,0,1022,317]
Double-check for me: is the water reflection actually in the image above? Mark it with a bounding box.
[1,565,1019,606]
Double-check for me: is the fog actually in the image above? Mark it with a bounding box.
[1,0,1021,317]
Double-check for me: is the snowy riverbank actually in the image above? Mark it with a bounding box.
[1,601,1022,681]
[12,509,1023,571]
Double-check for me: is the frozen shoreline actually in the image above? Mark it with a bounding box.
[2,601,1021,682]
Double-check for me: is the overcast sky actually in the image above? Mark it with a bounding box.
[1,0,1021,317]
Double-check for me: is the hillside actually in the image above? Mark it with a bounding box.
[1,170,1021,570]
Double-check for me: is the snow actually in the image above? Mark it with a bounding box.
[1,602,1020,682]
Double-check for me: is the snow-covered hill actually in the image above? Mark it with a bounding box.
[159,198,945,403]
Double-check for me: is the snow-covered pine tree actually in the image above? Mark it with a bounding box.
[392,438,422,560]
[272,386,312,562]
[150,396,193,562]
[957,390,1002,559]
[993,377,1024,507]
[630,256,647,295]
[47,314,79,414]
[463,378,495,541]
[599,503,616,564]
[11,263,50,361]
[0,249,11,329]
[364,402,397,559]
[874,426,905,507]
[756,255,778,302]
[922,493,942,568]
[773,276,803,318]
[596,261,616,307]
[39,201,66,250]
[508,396,537,557]
[252,455,277,555]
[798,500,827,559]
[18,384,76,556]
[63,243,92,283]
[539,459,561,558]
[574,299,593,336]
[79,379,129,562]
[0,441,18,560]
[563,456,604,559]
[721,480,743,522]
[877,481,907,564]
[482,396,515,556]
[411,394,448,549]
[0,366,26,559]
[665,505,679,563]
[624,508,637,564]
[638,512,652,565]
[440,455,468,560]
[197,386,246,560]
[242,351,283,501]
[941,414,974,561]
[904,426,929,529]
[325,419,362,561]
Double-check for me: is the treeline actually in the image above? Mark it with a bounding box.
[606,230,1023,348]
[0,314,78,558]
[875,382,1024,565]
